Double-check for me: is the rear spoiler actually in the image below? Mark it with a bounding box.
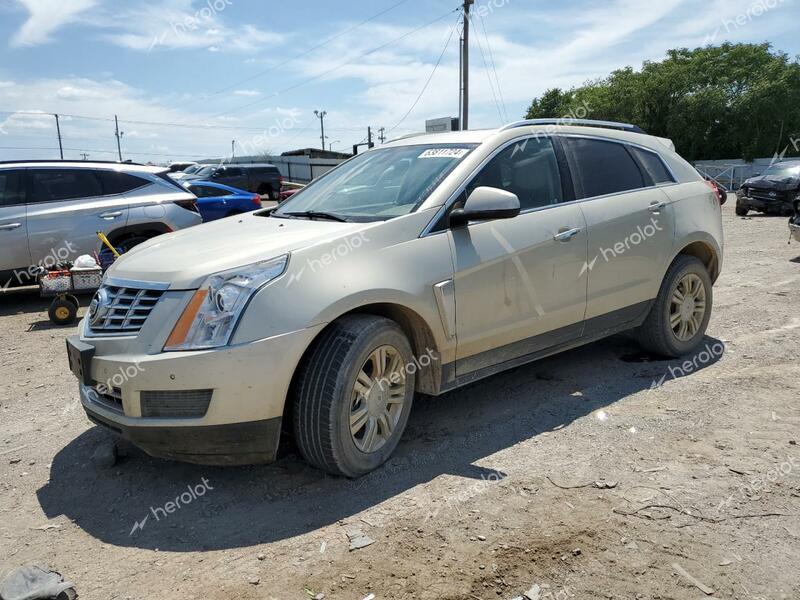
[652,136,675,152]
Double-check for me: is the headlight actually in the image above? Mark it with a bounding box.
[164,255,288,351]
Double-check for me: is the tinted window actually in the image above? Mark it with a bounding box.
[224,167,243,177]
[564,138,645,198]
[630,147,674,184]
[467,136,563,210]
[29,169,103,202]
[0,171,24,206]
[96,171,148,195]
[189,185,229,198]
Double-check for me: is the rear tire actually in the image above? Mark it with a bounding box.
[293,314,415,477]
[636,255,713,358]
[735,201,749,216]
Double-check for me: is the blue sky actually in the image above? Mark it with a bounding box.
[0,0,798,164]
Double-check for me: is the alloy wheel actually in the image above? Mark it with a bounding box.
[669,273,707,342]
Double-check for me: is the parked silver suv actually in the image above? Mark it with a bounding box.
[0,161,202,287]
[67,120,724,477]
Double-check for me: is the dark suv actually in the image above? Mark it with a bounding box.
[736,160,800,216]
[182,163,283,200]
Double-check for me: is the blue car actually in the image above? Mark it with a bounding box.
[185,181,263,222]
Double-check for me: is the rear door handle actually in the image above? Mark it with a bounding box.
[649,201,666,212]
[0,222,22,231]
[554,227,581,242]
[99,211,123,220]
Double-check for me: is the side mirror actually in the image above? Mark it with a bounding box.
[450,186,520,228]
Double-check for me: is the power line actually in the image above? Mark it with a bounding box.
[178,0,413,107]
[468,13,505,126]
[477,12,509,123]
[198,7,462,122]
[386,13,461,135]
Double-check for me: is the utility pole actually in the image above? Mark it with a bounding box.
[367,126,374,149]
[231,139,236,159]
[378,127,386,144]
[314,110,327,151]
[54,114,63,159]
[461,0,474,130]
[114,115,123,161]
[80,153,89,161]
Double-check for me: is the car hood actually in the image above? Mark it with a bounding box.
[105,213,368,289]
[744,175,799,191]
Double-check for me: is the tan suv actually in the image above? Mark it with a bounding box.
[66,119,724,477]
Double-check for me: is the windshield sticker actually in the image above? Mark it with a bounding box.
[418,148,470,159]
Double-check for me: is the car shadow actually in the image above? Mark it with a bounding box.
[37,334,724,552]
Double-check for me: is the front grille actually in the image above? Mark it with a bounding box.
[89,285,164,334]
[749,188,786,202]
[87,384,124,414]
[140,390,213,418]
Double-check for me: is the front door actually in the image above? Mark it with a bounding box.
[0,169,31,283]
[449,136,589,378]
[25,168,129,266]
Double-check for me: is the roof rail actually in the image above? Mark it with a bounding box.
[0,159,145,166]
[500,118,646,134]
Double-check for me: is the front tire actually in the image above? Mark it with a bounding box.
[735,200,749,216]
[293,314,415,477]
[636,255,713,358]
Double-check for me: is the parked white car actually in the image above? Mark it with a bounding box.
[67,119,724,477]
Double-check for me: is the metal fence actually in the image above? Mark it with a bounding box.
[694,158,785,191]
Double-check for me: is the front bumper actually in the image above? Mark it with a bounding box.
[790,222,800,244]
[72,322,324,465]
[738,193,794,213]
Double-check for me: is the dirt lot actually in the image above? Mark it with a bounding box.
[1,198,798,600]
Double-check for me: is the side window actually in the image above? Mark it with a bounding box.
[563,138,645,198]
[96,171,148,195]
[0,171,24,206]
[630,147,675,184]
[467,136,563,210]
[226,167,243,177]
[29,169,103,202]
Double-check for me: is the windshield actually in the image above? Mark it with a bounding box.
[196,165,217,177]
[184,164,202,174]
[273,144,476,222]
[762,164,800,178]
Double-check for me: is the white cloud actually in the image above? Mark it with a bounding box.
[10,0,98,47]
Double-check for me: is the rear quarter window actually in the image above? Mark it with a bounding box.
[28,169,103,202]
[630,147,675,184]
[96,171,149,195]
[563,137,646,198]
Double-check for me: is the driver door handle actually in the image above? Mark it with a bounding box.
[0,222,22,231]
[649,201,666,212]
[554,227,581,242]
[99,211,123,220]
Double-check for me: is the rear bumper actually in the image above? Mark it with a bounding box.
[83,398,282,465]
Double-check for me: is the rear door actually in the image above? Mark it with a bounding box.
[0,169,31,279]
[25,168,130,264]
[561,136,676,330]
[219,166,248,190]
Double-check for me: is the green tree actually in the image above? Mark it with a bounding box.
[524,43,800,162]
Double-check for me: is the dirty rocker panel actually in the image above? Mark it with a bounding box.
[440,300,653,392]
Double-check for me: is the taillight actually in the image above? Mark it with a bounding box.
[252,194,262,207]
[705,180,726,205]
[175,199,199,213]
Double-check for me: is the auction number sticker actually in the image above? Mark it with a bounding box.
[418,148,470,159]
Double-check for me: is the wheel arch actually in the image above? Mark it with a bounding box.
[673,239,721,283]
[105,223,171,248]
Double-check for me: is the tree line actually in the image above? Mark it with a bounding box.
[524,43,800,162]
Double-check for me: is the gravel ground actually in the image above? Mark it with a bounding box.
[1,198,798,600]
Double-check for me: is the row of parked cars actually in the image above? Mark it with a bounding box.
[0,160,285,286]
